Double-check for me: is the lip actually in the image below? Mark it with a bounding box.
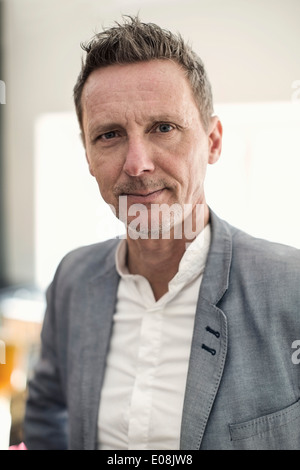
[122,188,166,204]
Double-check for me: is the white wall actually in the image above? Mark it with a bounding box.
[2,0,300,284]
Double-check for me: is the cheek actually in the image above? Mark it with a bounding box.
[175,139,208,178]
[88,149,121,182]
[189,138,209,174]
[88,157,121,203]
[180,141,209,196]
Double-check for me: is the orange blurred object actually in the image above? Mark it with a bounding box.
[0,342,17,395]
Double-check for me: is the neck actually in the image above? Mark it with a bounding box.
[126,203,210,300]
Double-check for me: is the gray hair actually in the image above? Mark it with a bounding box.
[73,16,214,132]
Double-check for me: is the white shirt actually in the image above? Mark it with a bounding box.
[97,225,211,450]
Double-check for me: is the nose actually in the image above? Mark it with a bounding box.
[123,136,155,177]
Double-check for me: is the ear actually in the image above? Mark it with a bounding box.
[207,116,223,165]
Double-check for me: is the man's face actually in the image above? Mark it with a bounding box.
[81,59,221,235]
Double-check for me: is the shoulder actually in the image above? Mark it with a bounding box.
[227,223,300,282]
[52,238,120,287]
[210,209,300,273]
[210,217,300,314]
[231,224,299,262]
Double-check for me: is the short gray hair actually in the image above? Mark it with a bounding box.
[73,16,214,131]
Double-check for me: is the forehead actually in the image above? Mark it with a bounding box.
[81,60,198,124]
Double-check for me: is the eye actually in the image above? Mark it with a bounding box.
[99,130,118,140]
[155,123,174,133]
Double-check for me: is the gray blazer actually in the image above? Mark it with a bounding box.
[24,209,300,450]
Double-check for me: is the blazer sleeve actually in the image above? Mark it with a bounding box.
[23,277,68,450]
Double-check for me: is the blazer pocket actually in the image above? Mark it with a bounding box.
[229,399,300,447]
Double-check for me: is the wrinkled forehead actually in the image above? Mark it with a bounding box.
[81,60,198,125]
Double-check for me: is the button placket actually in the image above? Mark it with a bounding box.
[127,307,163,449]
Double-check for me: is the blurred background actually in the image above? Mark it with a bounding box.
[0,0,300,448]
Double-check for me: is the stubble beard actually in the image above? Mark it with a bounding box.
[106,178,205,241]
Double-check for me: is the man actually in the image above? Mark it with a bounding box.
[24,17,300,450]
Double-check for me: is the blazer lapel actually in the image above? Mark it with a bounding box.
[180,210,232,449]
[80,247,120,450]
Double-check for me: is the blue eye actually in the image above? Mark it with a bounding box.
[101,131,117,140]
[157,123,173,133]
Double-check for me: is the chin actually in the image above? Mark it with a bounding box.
[126,205,184,241]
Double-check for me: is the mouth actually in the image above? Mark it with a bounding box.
[121,188,166,204]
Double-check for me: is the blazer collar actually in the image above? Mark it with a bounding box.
[199,208,232,305]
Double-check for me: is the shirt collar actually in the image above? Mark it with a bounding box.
[115,224,211,288]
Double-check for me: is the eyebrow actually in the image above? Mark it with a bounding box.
[89,122,121,138]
